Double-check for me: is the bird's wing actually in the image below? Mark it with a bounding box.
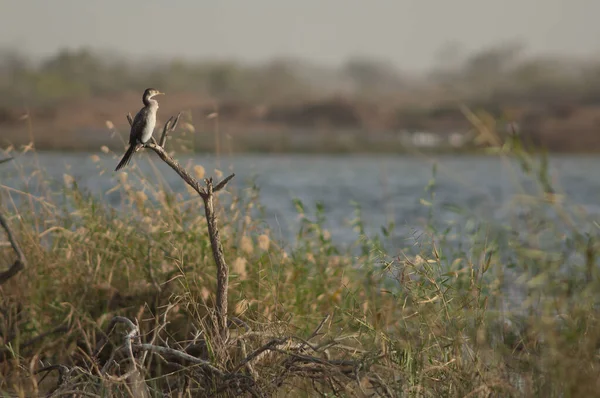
[129,107,150,145]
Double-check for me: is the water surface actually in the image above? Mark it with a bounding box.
[3,152,600,248]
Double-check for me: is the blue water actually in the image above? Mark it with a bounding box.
[2,151,600,248]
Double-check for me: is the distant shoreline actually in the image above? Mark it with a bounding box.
[4,144,591,156]
[3,92,600,154]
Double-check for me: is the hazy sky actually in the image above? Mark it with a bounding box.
[1,0,598,70]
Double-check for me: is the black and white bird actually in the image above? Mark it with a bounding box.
[115,88,164,171]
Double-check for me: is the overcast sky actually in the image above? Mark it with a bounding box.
[1,0,598,70]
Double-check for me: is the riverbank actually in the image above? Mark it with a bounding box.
[2,92,600,153]
[1,140,600,396]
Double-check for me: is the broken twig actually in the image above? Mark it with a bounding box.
[0,212,26,284]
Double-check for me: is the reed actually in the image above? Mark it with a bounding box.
[0,109,599,397]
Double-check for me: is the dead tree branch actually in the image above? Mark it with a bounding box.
[126,115,234,341]
[41,313,386,397]
[159,112,181,147]
[96,317,148,397]
[136,343,224,376]
[35,364,70,395]
[0,212,26,284]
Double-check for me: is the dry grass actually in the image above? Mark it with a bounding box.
[1,110,600,397]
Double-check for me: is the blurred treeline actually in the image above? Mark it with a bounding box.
[3,42,600,152]
[2,42,600,107]
[430,42,600,106]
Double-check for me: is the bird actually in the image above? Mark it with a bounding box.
[115,88,164,171]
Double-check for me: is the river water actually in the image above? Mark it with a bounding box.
[2,152,600,249]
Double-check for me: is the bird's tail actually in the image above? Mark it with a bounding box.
[115,144,136,171]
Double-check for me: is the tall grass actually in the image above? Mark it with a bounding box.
[1,109,600,397]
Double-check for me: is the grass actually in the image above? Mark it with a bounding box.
[1,109,600,397]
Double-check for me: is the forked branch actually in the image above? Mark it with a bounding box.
[159,112,181,147]
[126,114,233,340]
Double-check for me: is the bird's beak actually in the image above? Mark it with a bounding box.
[157,92,165,96]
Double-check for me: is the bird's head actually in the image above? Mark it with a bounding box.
[143,88,165,101]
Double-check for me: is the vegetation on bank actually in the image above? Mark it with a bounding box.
[2,42,600,106]
[3,43,600,152]
[0,109,600,397]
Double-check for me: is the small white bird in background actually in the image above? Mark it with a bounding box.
[115,88,164,171]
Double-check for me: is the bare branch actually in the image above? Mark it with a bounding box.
[170,112,181,130]
[35,364,70,395]
[52,390,102,398]
[39,313,378,397]
[233,337,291,373]
[0,212,26,284]
[201,177,231,341]
[124,112,234,342]
[94,316,137,359]
[113,315,137,331]
[136,344,224,376]
[160,116,173,143]
[96,317,148,397]
[145,136,234,342]
[228,317,250,331]
[0,157,13,165]
[273,349,357,368]
[159,112,181,147]
[214,173,236,192]
[307,314,330,342]
[99,317,139,374]
[126,113,134,126]
[145,142,207,197]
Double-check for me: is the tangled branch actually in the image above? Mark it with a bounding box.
[45,313,389,397]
